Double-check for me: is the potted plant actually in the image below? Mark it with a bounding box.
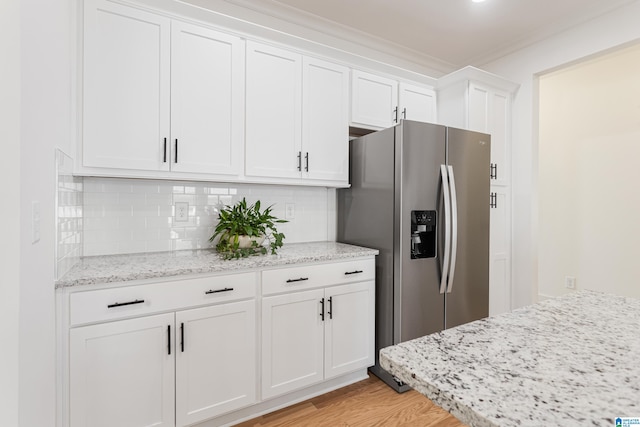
[210,198,287,260]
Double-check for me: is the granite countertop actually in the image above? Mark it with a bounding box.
[380,290,640,427]
[56,241,378,288]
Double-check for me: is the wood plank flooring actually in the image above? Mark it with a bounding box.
[234,375,466,427]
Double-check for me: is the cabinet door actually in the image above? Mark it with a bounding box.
[351,70,398,129]
[302,57,349,183]
[245,42,302,179]
[170,22,244,176]
[83,0,170,171]
[467,82,490,133]
[261,289,324,399]
[69,313,175,427]
[399,82,437,123]
[468,83,511,186]
[489,89,510,186]
[324,281,375,379]
[175,300,256,426]
[489,187,511,316]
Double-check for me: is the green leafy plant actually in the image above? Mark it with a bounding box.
[210,198,287,260]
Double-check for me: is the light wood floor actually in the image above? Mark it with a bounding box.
[234,375,466,427]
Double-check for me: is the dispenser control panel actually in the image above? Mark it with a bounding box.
[411,210,436,259]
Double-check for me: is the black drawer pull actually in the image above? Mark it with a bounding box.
[286,277,309,283]
[205,287,234,295]
[107,299,145,308]
[344,270,363,275]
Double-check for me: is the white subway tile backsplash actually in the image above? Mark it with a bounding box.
[55,149,83,280]
[81,177,332,256]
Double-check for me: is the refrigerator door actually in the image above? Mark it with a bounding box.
[445,127,490,329]
[396,121,447,342]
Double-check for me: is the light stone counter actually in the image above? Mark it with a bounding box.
[56,241,378,288]
[380,290,640,427]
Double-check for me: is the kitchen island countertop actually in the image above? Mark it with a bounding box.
[56,241,378,288]
[380,290,640,427]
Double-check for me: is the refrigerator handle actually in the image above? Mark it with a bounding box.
[446,165,458,293]
[439,165,451,295]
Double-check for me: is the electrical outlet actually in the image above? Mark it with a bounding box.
[175,202,189,222]
[285,203,295,219]
[565,276,576,290]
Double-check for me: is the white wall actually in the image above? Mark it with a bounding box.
[538,43,640,299]
[20,0,73,425]
[481,0,640,307]
[0,0,21,425]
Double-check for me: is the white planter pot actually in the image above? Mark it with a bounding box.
[235,234,265,249]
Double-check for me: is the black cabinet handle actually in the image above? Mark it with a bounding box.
[393,106,398,123]
[320,298,325,321]
[490,192,498,209]
[344,270,363,275]
[286,277,309,283]
[205,287,234,295]
[328,296,333,319]
[167,325,171,355]
[402,107,406,119]
[174,139,178,163]
[305,152,309,172]
[180,322,184,353]
[163,138,167,163]
[297,151,302,171]
[107,299,144,309]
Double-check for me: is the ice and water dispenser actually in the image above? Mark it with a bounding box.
[410,210,436,259]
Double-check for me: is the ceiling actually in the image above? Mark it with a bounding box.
[221,0,636,71]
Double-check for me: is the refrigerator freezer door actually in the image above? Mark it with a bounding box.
[445,127,490,329]
[396,121,447,342]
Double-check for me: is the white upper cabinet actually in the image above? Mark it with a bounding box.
[245,42,302,180]
[398,82,438,123]
[170,21,244,176]
[245,42,349,185]
[82,0,244,178]
[437,67,518,186]
[302,57,349,183]
[467,83,511,186]
[83,0,171,172]
[351,70,436,129]
[351,70,398,129]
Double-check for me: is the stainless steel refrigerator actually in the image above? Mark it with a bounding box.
[338,120,490,392]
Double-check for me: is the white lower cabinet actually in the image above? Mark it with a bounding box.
[261,262,375,400]
[63,258,375,427]
[67,273,258,427]
[262,289,325,399]
[70,313,176,427]
[489,187,512,316]
[323,282,374,379]
[175,301,256,426]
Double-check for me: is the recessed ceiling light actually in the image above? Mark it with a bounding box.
[472,0,486,3]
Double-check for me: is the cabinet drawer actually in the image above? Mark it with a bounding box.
[69,272,257,326]
[262,258,375,295]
